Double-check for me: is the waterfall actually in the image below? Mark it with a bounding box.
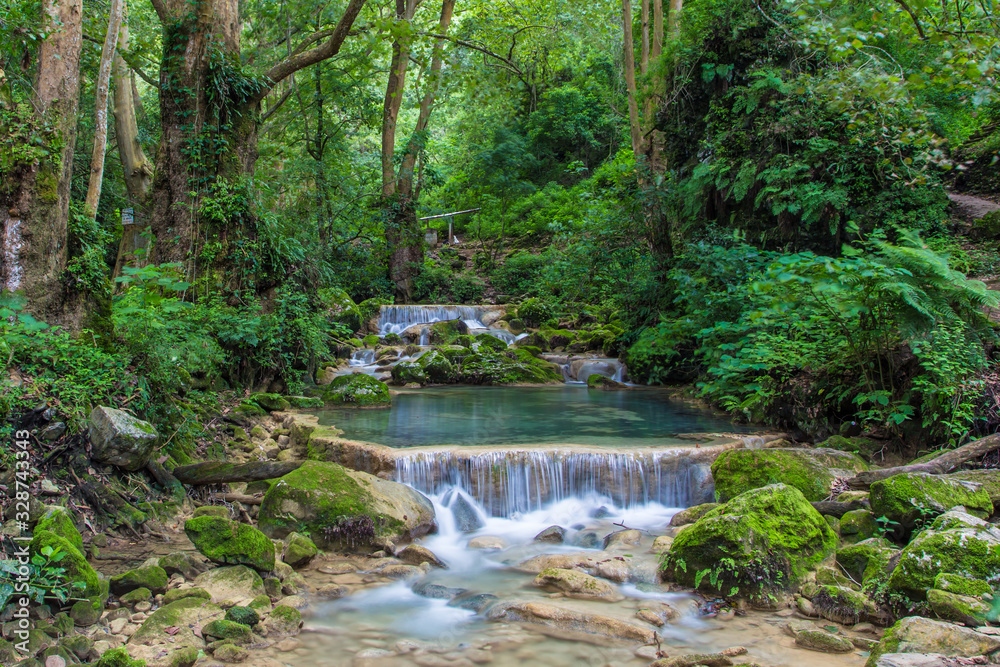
[350,349,377,366]
[394,448,712,516]
[379,305,491,335]
[1,215,24,293]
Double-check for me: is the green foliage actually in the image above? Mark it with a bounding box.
[411,261,484,304]
[516,297,555,327]
[0,545,87,610]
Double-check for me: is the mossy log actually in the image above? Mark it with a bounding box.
[846,434,1000,489]
[174,461,303,485]
[146,460,184,499]
[810,499,869,518]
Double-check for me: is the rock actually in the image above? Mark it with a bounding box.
[201,619,252,645]
[88,406,159,471]
[40,422,67,441]
[130,596,223,649]
[534,526,566,543]
[263,605,301,636]
[533,568,624,601]
[811,585,884,625]
[840,509,878,543]
[69,599,103,627]
[636,609,665,626]
[945,469,1000,509]
[593,558,631,583]
[662,484,837,599]
[391,361,428,385]
[183,516,275,573]
[162,587,211,605]
[192,506,230,519]
[933,572,993,598]
[448,593,498,613]
[870,473,993,530]
[441,489,484,532]
[837,537,898,584]
[321,374,391,407]
[225,606,260,627]
[874,655,965,667]
[926,589,992,626]
[417,350,456,383]
[213,643,248,663]
[711,448,869,502]
[603,529,640,549]
[669,503,719,527]
[797,597,817,617]
[486,601,654,642]
[34,506,83,553]
[316,584,348,600]
[412,581,466,599]
[867,617,1000,666]
[650,536,673,554]
[468,536,507,551]
[888,514,1000,602]
[397,545,447,568]
[573,531,600,548]
[794,627,855,653]
[39,479,60,494]
[516,552,598,573]
[259,461,435,550]
[159,553,206,580]
[282,532,319,568]
[30,531,101,599]
[119,588,152,606]
[193,566,266,605]
[92,648,146,666]
[650,654,735,667]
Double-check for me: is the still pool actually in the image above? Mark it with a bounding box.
[315,385,749,447]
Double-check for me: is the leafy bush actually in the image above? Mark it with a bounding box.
[411,261,484,304]
[491,252,548,296]
[516,297,556,327]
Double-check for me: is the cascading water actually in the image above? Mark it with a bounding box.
[394,448,712,517]
[379,305,491,335]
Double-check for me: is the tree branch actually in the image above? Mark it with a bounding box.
[422,33,524,78]
[148,0,169,22]
[892,0,928,39]
[261,83,296,122]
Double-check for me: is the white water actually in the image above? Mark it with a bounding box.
[379,305,492,335]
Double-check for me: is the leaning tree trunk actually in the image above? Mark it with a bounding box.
[84,0,125,220]
[0,0,83,322]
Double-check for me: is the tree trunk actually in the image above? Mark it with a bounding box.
[113,8,153,202]
[84,0,125,219]
[0,0,83,321]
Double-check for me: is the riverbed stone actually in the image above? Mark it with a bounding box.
[669,503,719,527]
[263,605,301,636]
[795,627,855,653]
[870,473,993,530]
[194,566,266,605]
[281,532,319,569]
[517,552,598,573]
[321,374,391,407]
[711,448,869,502]
[603,529,640,549]
[184,516,275,573]
[162,587,211,605]
[468,536,507,551]
[397,545,447,568]
[926,589,991,626]
[534,526,566,543]
[258,461,435,550]
[866,616,1000,666]
[129,596,223,649]
[30,530,102,599]
[533,568,624,601]
[840,509,879,543]
[650,536,674,554]
[662,484,837,599]
[811,584,884,625]
[486,601,654,643]
[88,406,159,471]
[837,537,898,584]
[34,506,83,553]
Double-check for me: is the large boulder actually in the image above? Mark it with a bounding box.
[258,460,435,549]
[418,350,457,384]
[945,469,1000,510]
[184,516,275,573]
[34,506,83,553]
[88,406,159,471]
[129,596,223,649]
[486,601,654,643]
[321,374,391,407]
[866,616,1000,667]
[193,565,266,606]
[870,473,992,530]
[29,529,102,599]
[836,537,898,584]
[887,510,1000,602]
[711,447,869,502]
[661,484,837,600]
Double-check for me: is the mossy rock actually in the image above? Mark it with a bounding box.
[428,319,469,345]
[248,393,291,412]
[382,333,403,345]
[661,484,837,599]
[263,604,302,636]
[321,374,391,407]
[131,596,223,648]
[865,616,1000,667]
[669,503,719,527]
[839,509,878,543]
[927,588,992,625]
[248,594,272,611]
[971,210,1000,240]
[162,587,211,605]
[232,401,267,424]
[362,334,381,347]
[192,505,230,519]
[587,374,627,390]
[870,472,992,529]
[286,396,323,409]
[711,448,869,502]
[184,516,275,573]
[59,633,93,661]
[30,530,101,599]
[391,361,428,385]
[887,512,1000,602]
[418,350,457,384]
[69,597,103,627]
[473,334,508,353]
[283,532,319,568]
[933,572,993,598]
[110,565,169,595]
[34,506,83,553]
[120,587,152,605]
[945,469,1000,509]
[258,461,435,550]
[224,605,260,627]
[93,647,146,667]
[836,537,898,584]
[811,584,882,625]
[516,298,555,327]
[159,552,205,580]
[193,566,265,604]
[816,435,885,461]
[201,619,253,644]
[458,349,561,385]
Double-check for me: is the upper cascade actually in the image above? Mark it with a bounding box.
[378,305,495,335]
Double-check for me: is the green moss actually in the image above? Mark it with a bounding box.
[110,566,169,595]
[225,605,260,626]
[382,333,403,345]
[93,647,146,667]
[34,506,83,553]
[321,374,391,407]
[428,320,468,345]
[391,361,428,385]
[888,524,1000,601]
[817,435,884,461]
[283,532,319,568]
[192,505,230,519]
[167,646,199,667]
[162,587,211,604]
[662,484,837,598]
[201,619,252,644]
[249,393,291,411]
[870,472,993,529]
[418,350,457,383]
[266,604,302,634]
[474,334,508,353]
[839,509,878,543]
[927,588,991,625]
[184,516,276,572]
[812,584,880,624]
[286,395,323,409]
[131,596,221,645]
[933,572,993,598]
[711,448,869,502]
[836,537,897,584]
[586,374,626,389]
[249,594,272,610]
[29,530,101,598]
[120,587,152,604]
[362,334,380,347]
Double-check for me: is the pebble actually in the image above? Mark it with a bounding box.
[108,618,129,634]
[122,623,139,637]
[134,601,152,613]
[775,609,795,618]
[852,622,877,634]
[361,639,387,648]
[634,646,659,660]
[130,613,147,623]
[356,648,394,658]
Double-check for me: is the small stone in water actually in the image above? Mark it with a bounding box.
[634,646,659,660]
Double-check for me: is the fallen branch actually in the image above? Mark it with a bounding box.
[846,433,1000,489]
[173,460,302,485]
[213,493,264,505]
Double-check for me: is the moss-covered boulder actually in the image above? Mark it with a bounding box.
[282,532,319,568]
[836,537,898,584]
[587,374,628,390]
[816,435,885,461]
[162,587,211,605]
[668,503,719,527]
[110,565,169,595]
[158,552,206,580]
[94,647,147,667]
[870,472,992,529]
[391,360,428,385]
[839,509,878,544]
[458,349,561,385]
[865,616,1000,667]
[661,484,837,599]
[184,516,275,573]
[120,587,152,605]
[262,604,302,636]
[428,319,469,345]
[418,350,457,383]
[224,606,260,627]
[69,597,103,627]
[927,588,991,625]
[248,393,291,411]
[192,505,230,519]
[945,469,1000,510]
[711,448,869,502]
[88,406,159,471]
[887,510,1000,602]
[473,334,508,353]
[933,572,993,598]
[130,596,223,649]
[34,506,83,553]
[29,529,101,598]
[811,585,883,625]
[322,374,391,407]
[201,619,252,645]
[258,461,435,550]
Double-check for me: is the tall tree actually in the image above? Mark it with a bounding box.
[145,0,367,282]
[0,0,83,319]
